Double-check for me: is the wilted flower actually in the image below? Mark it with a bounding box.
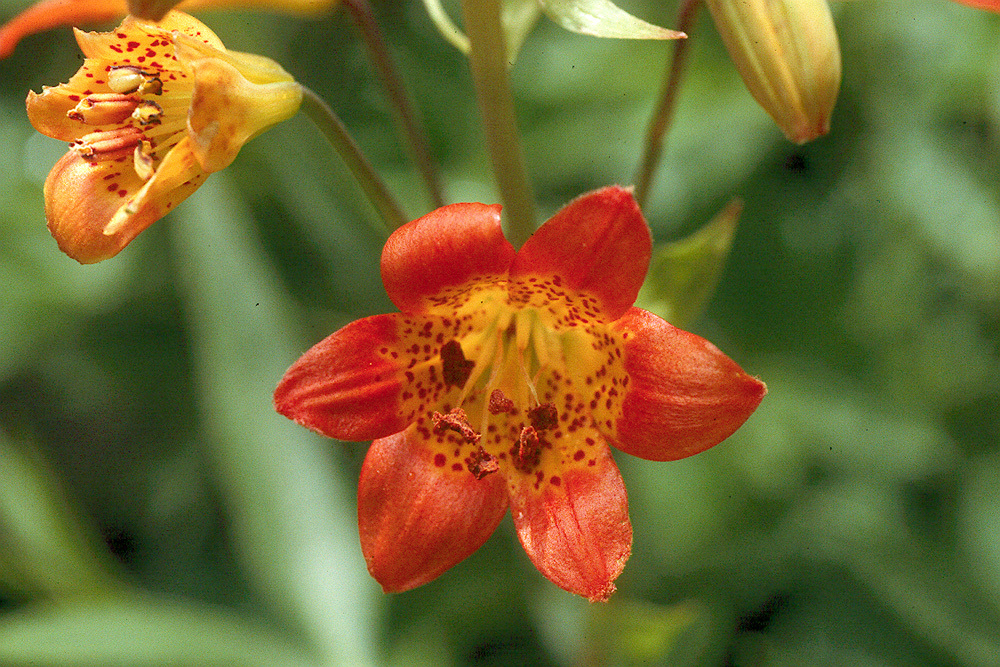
[26,10,302,262]
[274,186,765,600]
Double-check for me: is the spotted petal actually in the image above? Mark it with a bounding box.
[358,429,509,593]
[509,443,631,602]
[381,202,516,314]
[610,307,766,461]
[511,186,651,322]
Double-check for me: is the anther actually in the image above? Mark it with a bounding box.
[432,407,480,444]
[131,100,164,126]
[66,93,138,125]
[133,140,156,180]
[513,426,541,472]
[528,403,558,431]
[72,126,142,160]
[488,389,515,415]
[108,66,163,96]
[467,446,499,479]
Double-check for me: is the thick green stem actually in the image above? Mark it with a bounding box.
[634,0,701,209]
[343,0,445,208]
[460,0,536,247]
[299,86,407,233]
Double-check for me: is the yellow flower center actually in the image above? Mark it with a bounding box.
[389,275,630,490]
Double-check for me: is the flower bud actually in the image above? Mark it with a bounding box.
[705,0,840,144]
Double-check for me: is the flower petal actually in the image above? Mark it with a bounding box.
[102,135,208,235]
[274,313,412,442]
[43,150,147,263]
[358,428,509,593]
[183,56,302,173]
[508,443,631,602]
[381,202,516,313]
[610,308,766,461]
[511,186,651,321]
[0,0,127,60]
[952,0,1000,10]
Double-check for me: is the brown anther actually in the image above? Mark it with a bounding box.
[72,126,142,161]
[133,140,156,181]
[513,426,541,472]
[108,66,162,96]
[441,340,474,388]
[432,407,480,444]
[488,389,515,415]
[131,100,164,126]
[467,446,499,479]
[66,93,138,125]
[528,403,558,431]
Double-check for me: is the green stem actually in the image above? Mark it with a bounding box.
[634,0,701,210]
[299,86,407,233]
[459,0,536,247]
[343,0,445,208]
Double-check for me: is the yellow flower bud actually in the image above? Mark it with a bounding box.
[705,0,841,144]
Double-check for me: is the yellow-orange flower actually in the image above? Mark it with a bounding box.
[26,11,302,263]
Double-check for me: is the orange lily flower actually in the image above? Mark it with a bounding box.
[26,10,302,262]
[275,187,766,600]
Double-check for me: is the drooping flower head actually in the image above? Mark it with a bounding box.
[26,10,302,262]
[275,186,766,601]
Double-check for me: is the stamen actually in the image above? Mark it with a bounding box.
[528,403,558,431]
[72,127,142,161]
[108,66,163,96]
[467,446,499,479]
[67,93,139,125]
[513,426,541,472]
[432,407,480,444]
[133,140,156,181]
[132,101,164,126]
[488,389,515,415]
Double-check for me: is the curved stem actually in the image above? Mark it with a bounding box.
[459,0,537,248]
[634,0,701,210]
[343,0,445,208]
[299,86,407,233]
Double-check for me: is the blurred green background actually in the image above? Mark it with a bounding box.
[2,0,1000,664]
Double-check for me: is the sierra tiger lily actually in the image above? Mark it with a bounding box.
[25,10,302,263]
[274,186,766,601]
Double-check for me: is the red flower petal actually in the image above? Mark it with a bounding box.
[358,429,509,593]
[511,186,651,321]
[274,314,410,442]
[952,0,1000,11]
[509,446,632,602]
[610,308,766,461]
[0,0,127,60]
[381,202,516,313]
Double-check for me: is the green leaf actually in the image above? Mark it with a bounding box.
[171,176,378,665]
[0,436,122,600]
[0,594,320,666]
[539,0,684,40]
[636,199,741,330]
[587,599,708,666]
